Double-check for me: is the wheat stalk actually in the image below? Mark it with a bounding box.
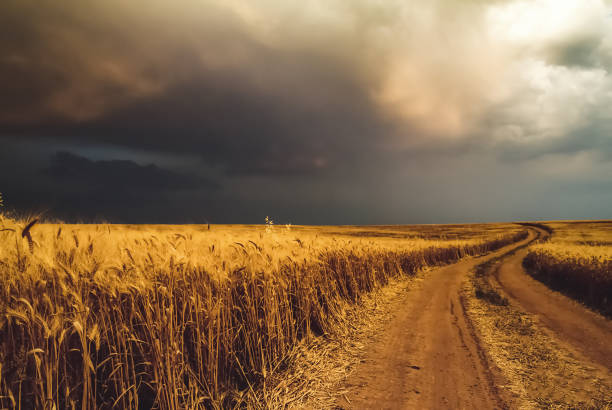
[0,221,530,409]
[21,218,38,253]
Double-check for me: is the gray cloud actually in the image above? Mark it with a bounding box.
[44,151,217,192]
[550,35,604,68]
[1,0,611,223]
[0,147,219,223]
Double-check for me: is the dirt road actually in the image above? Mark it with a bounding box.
[337,227,612,409]
[337,231,537,409]
[494,229,612,371]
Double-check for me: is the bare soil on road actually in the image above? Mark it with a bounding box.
[473,229,612,407]
[496,237,612,371]
[494,237,612,371]
[336,228,612,409]
[336,231,537,409]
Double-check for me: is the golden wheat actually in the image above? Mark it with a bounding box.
[0,220,526,409]
[524,221,612,317]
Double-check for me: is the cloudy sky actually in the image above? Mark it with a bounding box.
[1,0,611,224]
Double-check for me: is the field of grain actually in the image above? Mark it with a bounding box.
[0,214,526,409]
[523,221,612,317]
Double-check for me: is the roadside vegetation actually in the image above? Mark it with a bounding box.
[0,210,526,409]
[523,221,612,317]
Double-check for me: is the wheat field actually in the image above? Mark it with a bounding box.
[524,221,612,317]
[0,214,526,409]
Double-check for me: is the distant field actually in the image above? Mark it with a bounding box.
[524,221,612,317]
[0,216,525,409]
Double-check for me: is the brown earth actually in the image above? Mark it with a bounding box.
[336,228,612,409]
[336,231,537,409]
[494,229,612,371]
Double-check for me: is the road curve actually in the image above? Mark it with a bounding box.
[337,230,537,409]
[493,229,612,371]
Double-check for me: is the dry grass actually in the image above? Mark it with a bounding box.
[0,216,525,409]
[524,221,612,317]
[465,255,612,409]
[251,271,426,409]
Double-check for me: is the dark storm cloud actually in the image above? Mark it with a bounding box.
[3,0,608,163]
[495,122,612,163]
[0,148,219,223]
[54,59,383,176]
[0,0,390,176]
[43,151,216,192]
[1,0,611,223]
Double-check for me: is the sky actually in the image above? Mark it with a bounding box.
[1,0,611,224]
